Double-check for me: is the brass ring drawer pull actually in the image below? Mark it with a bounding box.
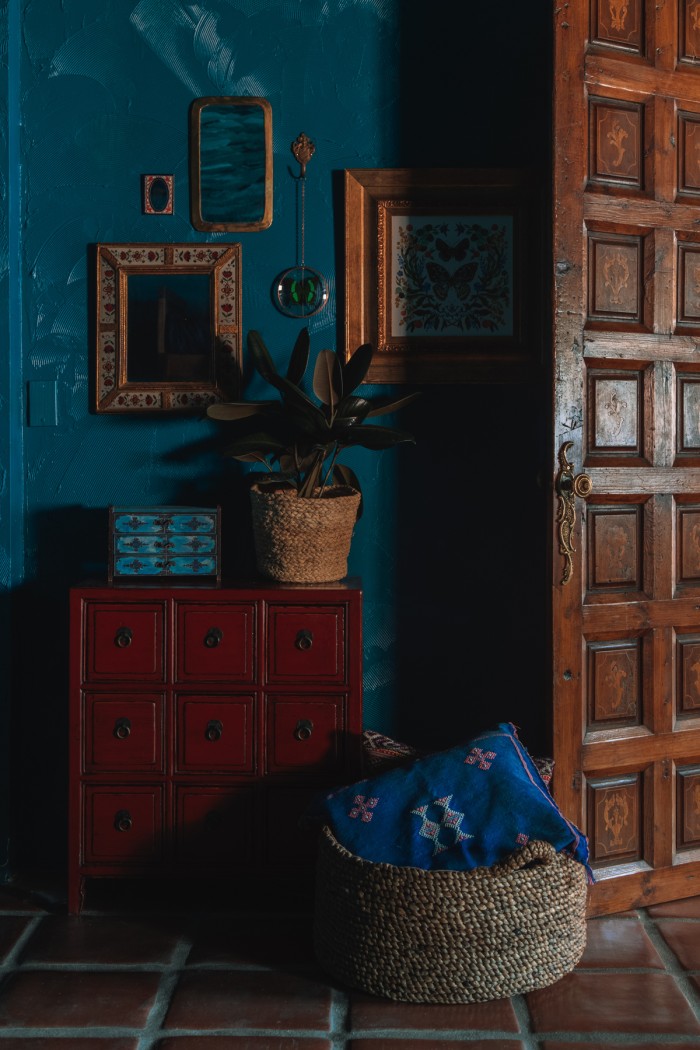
[205,719,223,742]
[114,627,133,648]
[295,629,313,651]
[204,627,223,648]
[113,717,131,740]
[294,719,314,741]
[114,809,132,832]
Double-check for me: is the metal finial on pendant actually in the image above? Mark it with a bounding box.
[292,133,315,178]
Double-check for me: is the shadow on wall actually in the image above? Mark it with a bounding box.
[393,0,552,756]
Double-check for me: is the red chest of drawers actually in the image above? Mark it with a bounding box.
[68,582,362,913]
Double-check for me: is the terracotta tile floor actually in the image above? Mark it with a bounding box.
[1,881,700,1047]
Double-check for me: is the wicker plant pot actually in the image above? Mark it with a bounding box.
[249,484,361,583]
[314,826,588,1004]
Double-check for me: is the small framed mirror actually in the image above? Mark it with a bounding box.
[190,96,272,232]
[95,243,241,413]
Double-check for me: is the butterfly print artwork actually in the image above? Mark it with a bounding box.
[392,218,513,336]
[435,238,470,262]
[426,261,478,301]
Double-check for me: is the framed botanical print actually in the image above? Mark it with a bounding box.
[344,168,539,383]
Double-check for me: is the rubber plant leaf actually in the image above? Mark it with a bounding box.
[286,327,310,386]
[332,422,416,450]
[313,348,343,410]
[222,434,289,460]
[341,342,373,393]
[366,391,422,418]
[207,400,276,421]
[247,330,279,384]
[336,395,373,425]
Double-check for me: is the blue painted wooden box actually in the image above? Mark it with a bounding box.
[108,506,221,583]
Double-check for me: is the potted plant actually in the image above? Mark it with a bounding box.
[207,328,418,582]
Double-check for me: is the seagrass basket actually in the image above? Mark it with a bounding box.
[250,484,361,583]
[314,825,588,1004]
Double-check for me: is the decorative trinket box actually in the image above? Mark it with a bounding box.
[108,506,221,583]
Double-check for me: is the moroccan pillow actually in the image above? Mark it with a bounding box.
[310,722,590,876]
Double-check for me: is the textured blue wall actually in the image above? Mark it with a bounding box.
[2,0,551,875]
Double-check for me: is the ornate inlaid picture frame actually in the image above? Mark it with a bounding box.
[344,168,539,383]
[95,243,241,413]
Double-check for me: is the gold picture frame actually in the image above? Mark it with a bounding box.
[190,96,273,232]
[344,168,538,383]
[95,243,242,413]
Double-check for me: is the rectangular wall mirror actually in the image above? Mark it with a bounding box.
[95,243,241,413]
[190,96,273,232]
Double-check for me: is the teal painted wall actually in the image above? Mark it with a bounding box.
[2,0,551,876]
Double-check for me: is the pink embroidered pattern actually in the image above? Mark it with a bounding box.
[465,747,497,770]
[411,794,474,856]
[348,795,379,822]
[516,833,529,845]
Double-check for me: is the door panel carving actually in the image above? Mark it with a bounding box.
[587,773,642,864]
[676,634,700,715]
[678,115,700,196]
[589,99,643,188]
[677,503,700,584]
[677,375,700,452]
[680,1,700,64]
[587,638,642,727]
[587,505,643,593]
[589,371,642,453]
[588,234,644,323]
[677,766,700,849]
[591,0,644,51]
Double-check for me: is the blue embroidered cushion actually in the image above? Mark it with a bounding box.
[309,722,591,875]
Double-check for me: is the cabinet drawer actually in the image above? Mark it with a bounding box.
[83,694,163,773]
[84,786,163,863]
[266,696,344,773]
[176,603,255,683]
[267,605,346,684]
[175,786,255,863]
[175,695,255,773]
[85,603,165,682]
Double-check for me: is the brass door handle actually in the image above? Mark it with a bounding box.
[555,441,592,585]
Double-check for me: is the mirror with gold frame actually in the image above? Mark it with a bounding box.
[95,243,241,413]
[190,96,273,232]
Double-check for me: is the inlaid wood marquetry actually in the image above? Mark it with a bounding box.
[676,373,700,453]
[555,0,700,913]
[587,773,642,864]
[587,638,642,727]
[676,634,700,716]
[676,246,700,330]
[680,0,700,64]
[677,766,700,849]
[587,504,643,593]
[589,98,643,188]
[591,0,644,52]
[677,502,700,584]
[678,116,700,196]
[588,368,643,454]
[588,233,644,323]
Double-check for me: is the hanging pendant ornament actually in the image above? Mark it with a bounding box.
[273,132,329,317]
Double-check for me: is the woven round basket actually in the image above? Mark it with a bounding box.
[314,825,588,1004]
[249,484,361,583]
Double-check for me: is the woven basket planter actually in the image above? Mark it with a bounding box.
[314,825,588,1004]
[249,484,361,583]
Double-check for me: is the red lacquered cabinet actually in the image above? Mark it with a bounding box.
[68,581,362,912]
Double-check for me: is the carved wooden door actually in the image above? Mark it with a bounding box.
[553,0,700,913]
